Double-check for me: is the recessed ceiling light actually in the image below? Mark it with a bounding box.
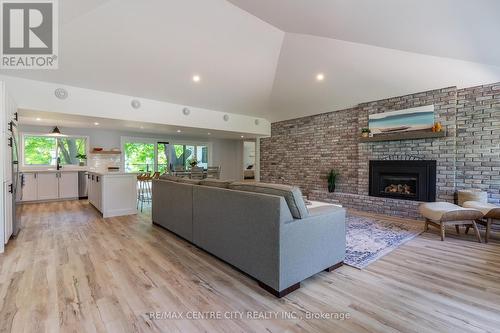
[192,75,201,83]
[207,132,211,135]
[240,135,245,138]
[316,73,325,81]
[131,99,141,109]
[94,122,99,126]
[36,117,41,121]
[177,129,182,133]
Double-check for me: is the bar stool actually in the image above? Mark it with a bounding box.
[137,173,152,212]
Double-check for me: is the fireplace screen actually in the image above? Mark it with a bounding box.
[380,174,417,198]
[369,160,436,202]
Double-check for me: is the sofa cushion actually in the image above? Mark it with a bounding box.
[176,178,201,185]
[228,182,309,219]
[199,179,233,189]
[159,174,181,182]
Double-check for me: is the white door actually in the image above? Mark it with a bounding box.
[3,182,13,243]
[59,172,78,199]
[21,173,37,201]
[37,173,58,200]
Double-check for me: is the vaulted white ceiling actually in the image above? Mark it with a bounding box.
[2,0,500,123]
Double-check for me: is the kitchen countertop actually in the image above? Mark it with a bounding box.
[87,170,137,176]
[20,168,88,173]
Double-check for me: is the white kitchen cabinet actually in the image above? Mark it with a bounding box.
[88,172,136,218]
[88,173,102,212]
[21,173,37,201]
[37,173,59,200]
[21,171,80,201]
[59,172,78,199]
[3,182,12,243]
[88,173,95,206]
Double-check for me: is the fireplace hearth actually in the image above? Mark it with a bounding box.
[369,160,436,202]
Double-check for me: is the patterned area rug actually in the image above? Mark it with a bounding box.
[345,214,423,269]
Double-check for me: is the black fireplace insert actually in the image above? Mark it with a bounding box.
[369,160,436,202]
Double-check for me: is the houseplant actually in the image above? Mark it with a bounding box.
[76,153,87,166]
[361,128,371,138]
[327,169,340,193]
[188,159,199,168]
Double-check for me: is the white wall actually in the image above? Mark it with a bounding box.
[19,125,244,180]
[1,75,271,136]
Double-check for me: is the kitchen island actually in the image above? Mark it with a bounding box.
[87,171,137,218]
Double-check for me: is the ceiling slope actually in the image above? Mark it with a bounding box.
[1,0,284,116]
[267,33,500,121]
[227,0,500,67]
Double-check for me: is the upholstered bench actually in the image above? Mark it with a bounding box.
[419,202,484,242]
[463,201,500,243]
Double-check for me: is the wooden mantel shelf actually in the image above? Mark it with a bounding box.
[359,130,446,143]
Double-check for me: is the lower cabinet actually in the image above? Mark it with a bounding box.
[21,173,37,201]
[88,173,102,212]
[21,171,79,201]
[59,172,79,199]
[37,173,59,200]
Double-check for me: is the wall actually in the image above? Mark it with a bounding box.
[1,75,270,136]
[260,83,500,219]
[19,125,244,180]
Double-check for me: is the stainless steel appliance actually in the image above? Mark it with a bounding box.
[78,171,88,199]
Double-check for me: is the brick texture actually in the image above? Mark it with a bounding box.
[260,83,500,218]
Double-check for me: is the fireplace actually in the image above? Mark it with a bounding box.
[369,160,436,202]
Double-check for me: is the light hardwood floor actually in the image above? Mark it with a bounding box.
[1,200,499,333]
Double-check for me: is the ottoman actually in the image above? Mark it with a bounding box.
[463,201,500,243]
[419,202,484,242]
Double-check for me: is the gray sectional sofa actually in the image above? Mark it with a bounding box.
[152,177,346,297]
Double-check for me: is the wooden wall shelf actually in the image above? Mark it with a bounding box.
[359,130,446,143]
[90,151,122,155]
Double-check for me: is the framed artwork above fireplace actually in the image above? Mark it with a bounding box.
[368,105,435,135]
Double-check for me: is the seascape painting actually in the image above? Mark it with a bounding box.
[368,105,435,134]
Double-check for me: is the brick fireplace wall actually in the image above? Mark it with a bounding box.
[260,83,500,219]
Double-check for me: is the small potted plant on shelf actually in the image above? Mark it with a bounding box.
[188,159,199,168]
[361,128,371,138]
[327,169,340,193]
[76,153,87,166]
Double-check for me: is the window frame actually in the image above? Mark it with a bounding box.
[21,132,90,169]
[121,136,212,172]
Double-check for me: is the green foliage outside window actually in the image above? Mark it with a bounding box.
[24,136,56,165]
[24,135,88,166]
[124,142,155,172]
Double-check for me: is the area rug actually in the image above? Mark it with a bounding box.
[345,214,423,269]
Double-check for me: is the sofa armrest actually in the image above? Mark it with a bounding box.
[279,206,346,290]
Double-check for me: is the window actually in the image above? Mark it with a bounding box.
[196,145,208,169]
[23,136,57,165]
[157,142,169,174]
[122,137,210,173]
[124,142,155,173]
[23,135,88,167]
[58,137,87,165]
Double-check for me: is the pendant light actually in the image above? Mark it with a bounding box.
[49,126,66,137]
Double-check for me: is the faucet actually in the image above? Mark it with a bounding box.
[56,157,61,170]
